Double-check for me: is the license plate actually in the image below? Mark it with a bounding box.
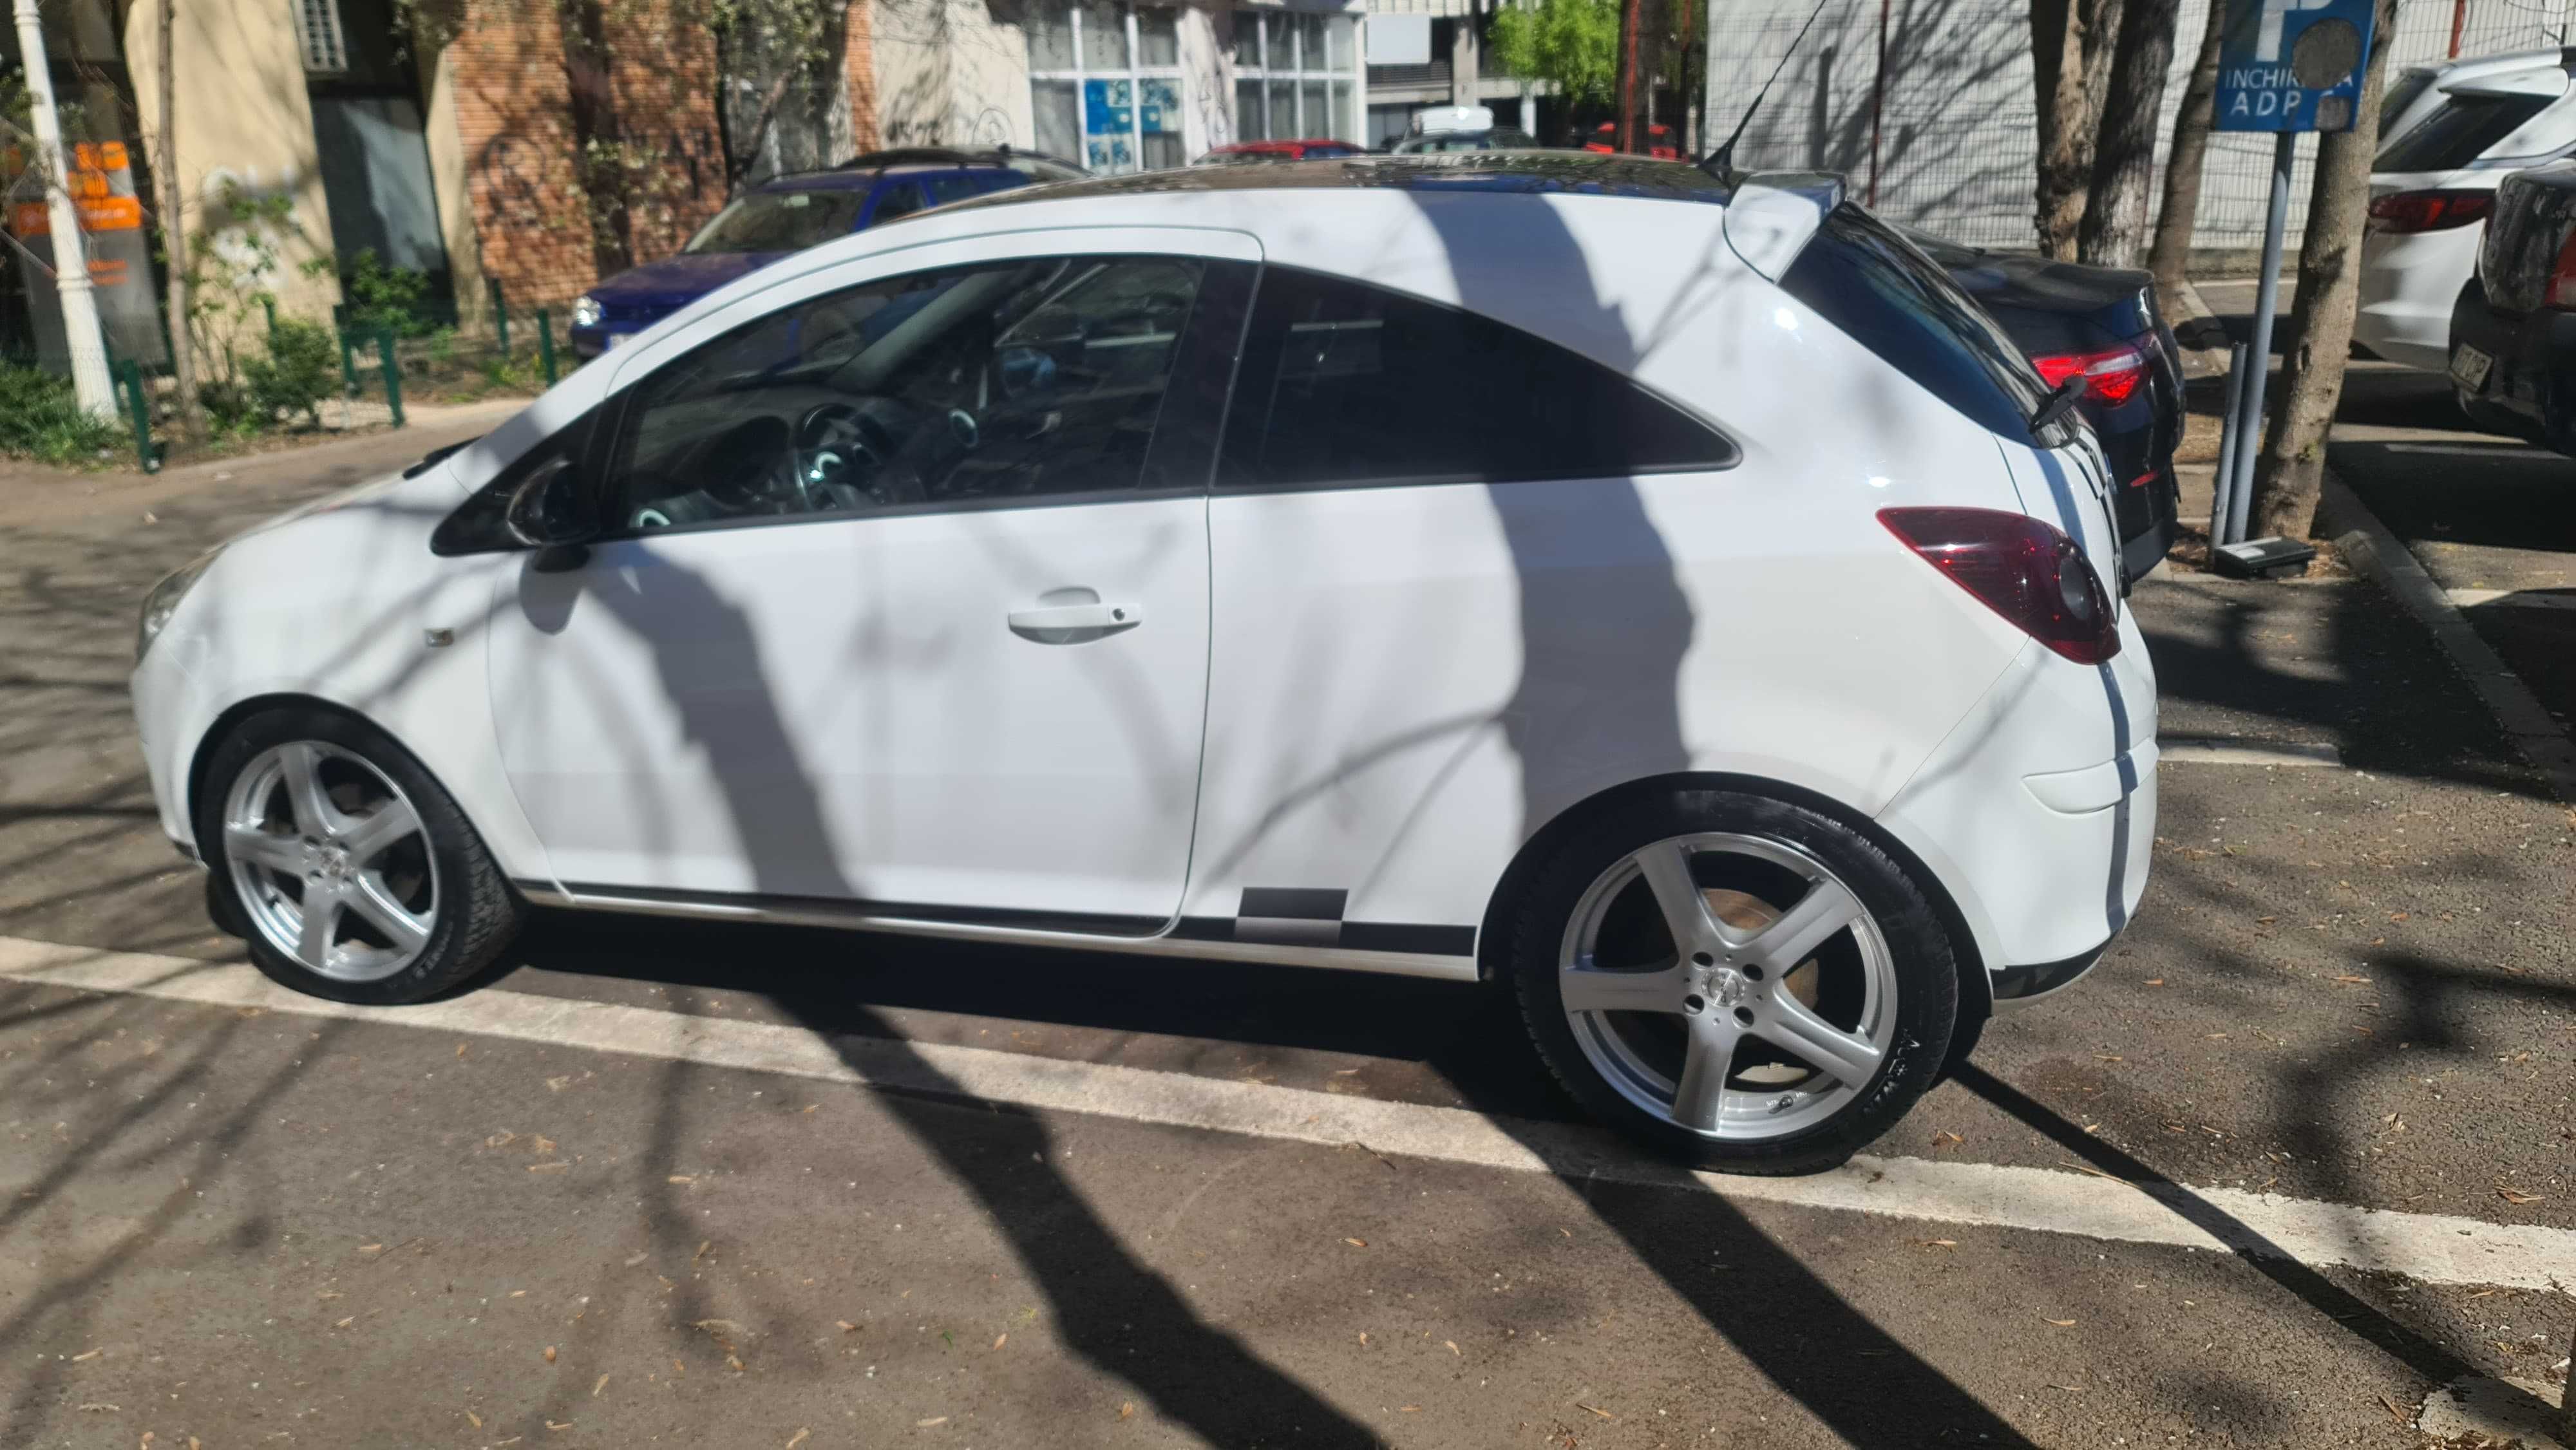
[2450,343,2493,390]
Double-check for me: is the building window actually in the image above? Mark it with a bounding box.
[1028,3,1186,174]
[1231,10,1356,144]
[292,0,350,74]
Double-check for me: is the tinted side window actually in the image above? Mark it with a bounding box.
[606,256,1206,535]
[1220,267,1735,490]
[1779,203,2052,442]
[2380,93,2556,171]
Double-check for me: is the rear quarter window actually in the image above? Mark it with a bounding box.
[2378,92,2556,171]
[1779,204,2055,443]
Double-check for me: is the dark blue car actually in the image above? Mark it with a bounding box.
[569,149,1084,359]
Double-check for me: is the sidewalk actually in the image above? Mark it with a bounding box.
[0,399,522,531]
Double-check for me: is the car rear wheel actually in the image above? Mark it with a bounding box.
[1503,787,1958,1174]
[198,708,521,1005]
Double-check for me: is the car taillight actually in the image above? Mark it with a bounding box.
[2547,229,2576,310]
[2029,340,2151,406]
[2366,189,2492,234]
[1879,507,2119,664]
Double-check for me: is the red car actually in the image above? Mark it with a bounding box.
[1581,122,1680,160]
[1196,140,1367,165]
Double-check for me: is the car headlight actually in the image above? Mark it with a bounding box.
[137,548,219,663]
[572,294,604,329]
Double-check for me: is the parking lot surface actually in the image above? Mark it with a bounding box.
[2,422,2570,1448]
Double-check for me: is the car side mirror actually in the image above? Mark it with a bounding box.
[503,455,598,571]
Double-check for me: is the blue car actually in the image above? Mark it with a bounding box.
[568,149,1084,359]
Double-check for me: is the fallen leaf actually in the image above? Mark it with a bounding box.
[2143,978,2164,986]
[802,1104,818,1114]
[668,1176,695,1185]
[2041,1317,2077,1327]
[592,1373,610,1397]
[70,1348,102,1362]
[836,1320,858,1333]
[535,1135,557,1155]
[916,1417,948,1427]
[623,1251,649,1266]
[1444,1339,1460,1355]
[694,1240,712,1265]
[528,1161,569,1173]
[78,1402,118,1413]
[358,1243,384,1255]
[334,1317,354,1330]
[467,1409,483,1429]
[455,1042,468,1058]
[1118,1402,1136,1420]
[1358,1332,1368,1346]
[1931,1130,1964,1148]
[2331,974,2368,984]
[992,1333,1007,1350]
[547,1421,573,1432]
[1576,1402,1617,1421]
[2389,912,2409,923]
[2497,1187,2545,1205]
[545,1076,571,1092]
[786,1431,811,1449]
[1343,1238,1367,1248]
[1916,1239,1958,1249]
[544,1345,558,1363]
[2093,1054,2123,1063]
[1398,1404,1421,1412]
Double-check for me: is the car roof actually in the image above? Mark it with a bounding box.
[944,152,1737,213]
[753,164,1004,194]
[2427,46,2573,82]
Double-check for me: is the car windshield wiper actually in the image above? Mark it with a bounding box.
[2029,376,2085,435]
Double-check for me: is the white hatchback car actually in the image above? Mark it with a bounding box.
[2361,49,2576,373]
[131,156,2155,1172]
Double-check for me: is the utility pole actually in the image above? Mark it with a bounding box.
[11,0,117,418]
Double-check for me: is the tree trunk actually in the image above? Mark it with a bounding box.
[2249,0,2401,541]
[2031,0,2122,259]
[1615,0,1640,153]
[153,0,200,440]
[2146,0,2228,303]
[2076,0,2179,267]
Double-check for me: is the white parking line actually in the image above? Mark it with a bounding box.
[2447,587,2576,612]
[2160,736,2344,767]
[3,934,2569,1291]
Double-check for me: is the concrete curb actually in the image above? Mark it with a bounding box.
[2320,471,2576,804]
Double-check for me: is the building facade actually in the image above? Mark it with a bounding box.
[871,0,1367,168]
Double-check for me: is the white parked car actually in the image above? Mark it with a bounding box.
[2361,49,2576,373]
[130,156,2156,1172]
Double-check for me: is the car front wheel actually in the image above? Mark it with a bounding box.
[1504,788,1958,1174]
[198,707,521,1004]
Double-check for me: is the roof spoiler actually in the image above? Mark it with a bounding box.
[1722,172,1846,281]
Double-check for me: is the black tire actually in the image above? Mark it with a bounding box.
[1502,787,1959,1175]
[196,706,522,1005]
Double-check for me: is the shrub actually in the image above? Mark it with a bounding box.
[245,318,341,427]
[0,361,126,465]
[342,250,439,339]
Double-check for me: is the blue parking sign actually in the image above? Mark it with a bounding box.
[2215,0,2378,132]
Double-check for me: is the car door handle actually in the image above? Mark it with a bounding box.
[1007,601,1142,644]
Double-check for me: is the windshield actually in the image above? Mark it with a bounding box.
[2378,91,2555,171]
[685,189,868,254]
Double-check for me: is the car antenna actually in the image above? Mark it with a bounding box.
[1701,0,1831,180]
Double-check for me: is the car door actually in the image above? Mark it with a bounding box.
[484,231,1258,930]
[1180,265,1739,952]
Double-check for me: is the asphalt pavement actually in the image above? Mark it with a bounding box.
[1,417,2570,1449]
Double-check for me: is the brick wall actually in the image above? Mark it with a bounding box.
[450,0,596,310]
[445,0,768,311]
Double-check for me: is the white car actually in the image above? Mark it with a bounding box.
[2361,49,2576,373]
[130,156,2156,1172]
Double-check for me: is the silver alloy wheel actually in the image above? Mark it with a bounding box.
[1558,833,1897,1142]
[221,741,439,983]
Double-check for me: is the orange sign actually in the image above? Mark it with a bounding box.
[8,194,141,237]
